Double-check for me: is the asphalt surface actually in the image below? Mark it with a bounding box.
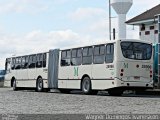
[0,88,160,115]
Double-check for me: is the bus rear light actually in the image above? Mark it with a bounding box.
[150,75,152,78]
[150,71,152,74]
[120,73,123,76]
[121,69,124,72]
[136,64,139,68]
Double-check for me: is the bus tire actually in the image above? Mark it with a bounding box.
[108,89,123,96]
[82,77,92,95]
[13,79,18,91]
[36,78,44,92]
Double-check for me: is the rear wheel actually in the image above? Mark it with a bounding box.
[36,78,43,92]
[13,79,18,91]
[108,89,123,96]
[82,77,93,95]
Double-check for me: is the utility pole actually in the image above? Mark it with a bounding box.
[109,0,112,40]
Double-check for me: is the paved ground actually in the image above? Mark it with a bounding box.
[0,87,160,115]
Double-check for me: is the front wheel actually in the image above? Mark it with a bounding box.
[81,77,93,95]
[13,79,18,91]
[36,78,44,92]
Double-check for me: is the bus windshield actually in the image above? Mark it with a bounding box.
[121,42,152,60]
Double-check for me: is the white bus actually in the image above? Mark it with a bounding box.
[4,39,153,96]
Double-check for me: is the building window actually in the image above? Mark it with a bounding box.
[155,30,158,34]
[141,24,145,31]
[145,31,150,35]
[139,32,141,36]
[150,26,154,30]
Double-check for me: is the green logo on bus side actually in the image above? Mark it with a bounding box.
[74,67,79,76]
[124,63,128,68]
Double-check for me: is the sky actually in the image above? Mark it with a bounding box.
[0,0,159,69]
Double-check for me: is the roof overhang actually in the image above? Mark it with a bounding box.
[126,18,158,26]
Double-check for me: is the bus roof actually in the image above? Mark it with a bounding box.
[6,39,152,58]
[60,39,152,51]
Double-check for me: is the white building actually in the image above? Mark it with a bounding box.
[126,4,160,44]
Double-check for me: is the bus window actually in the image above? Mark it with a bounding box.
[61,50,71,66]
[71,48,82,66]
[93,45,105,64]
[21,56,25,69]
[28,55,36,68]
[11,58,15,70]
[36,54,43,68]
[121,42,152,60]
[25,56,29,69]
[106,44,114,63]
[5,58,11,71]
[43,53,46,68]
[82,46,93,65]
[22,56,28,69]
[15,57,21,70]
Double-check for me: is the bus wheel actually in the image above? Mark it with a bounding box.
[108,89,123,96]
[13,79,18,91]
[36,78,43,92]
[82,77,92,95]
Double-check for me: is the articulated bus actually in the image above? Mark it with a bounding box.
[4,39,153,96]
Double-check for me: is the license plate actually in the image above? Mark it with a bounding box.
[134,76,140,80]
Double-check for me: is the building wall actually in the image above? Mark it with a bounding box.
[139,24,158,44]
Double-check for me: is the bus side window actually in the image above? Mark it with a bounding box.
[11,58,15,70]
[5,58,11,71]
[43,53,46,68]
[21,56,28,69]
[29,55,36,68]
[21,56,25,69]
[37,54,43,68]
[15,57,22,70]
[61,50,71,66]
[82,46,93,65]
[93,45,105,64]
[24,56,29,69]
[71,48,82,66]
[106,44,114,63]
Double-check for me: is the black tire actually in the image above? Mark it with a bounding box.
[13,79,18,91]
[36,78,44,92]
[82,77,92,95]
[108,89,123,96]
